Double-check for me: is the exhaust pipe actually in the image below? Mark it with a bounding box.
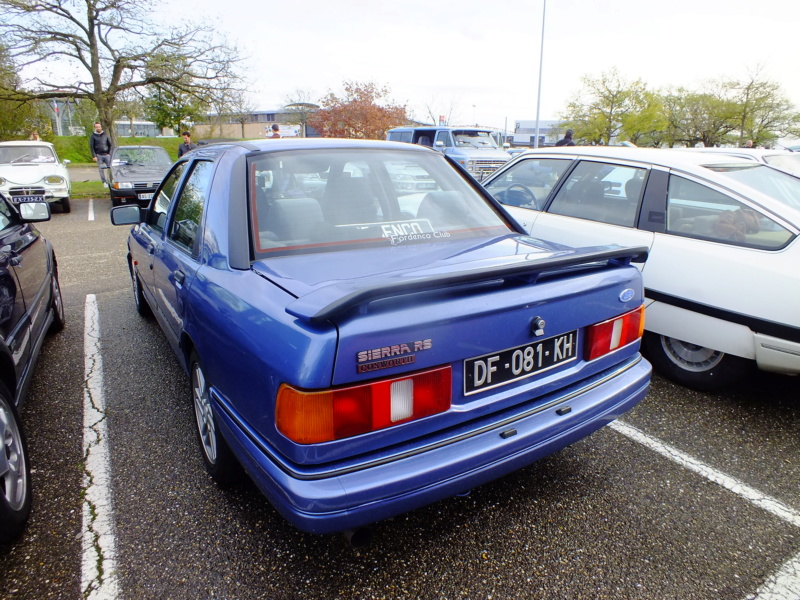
[343,528,372,548]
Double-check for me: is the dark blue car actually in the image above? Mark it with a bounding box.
[111,138,651,534]
[0,200,64,543]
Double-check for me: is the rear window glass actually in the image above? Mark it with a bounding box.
[249,149,512,256]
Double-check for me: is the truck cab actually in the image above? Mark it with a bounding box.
[387,126,510,181]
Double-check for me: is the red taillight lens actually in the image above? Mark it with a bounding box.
[276,367,452,444]
[584,305,645,362]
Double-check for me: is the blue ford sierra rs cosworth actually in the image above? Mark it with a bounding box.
[110,138,652,534]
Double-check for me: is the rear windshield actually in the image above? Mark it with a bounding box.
[705,163,800,211]
[249,148,512,256]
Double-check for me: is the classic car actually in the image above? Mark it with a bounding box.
[110,138,651,534]
[0,141,71,213]
[0,200,65,542]
[107,145,173,207]
[483,146,800,390]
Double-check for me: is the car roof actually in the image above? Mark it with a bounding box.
[0,140,56,148]
[200,137,437,154]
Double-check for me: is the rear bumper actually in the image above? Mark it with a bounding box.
[214,356,651,534]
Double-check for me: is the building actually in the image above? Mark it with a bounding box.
[510,119,562,147]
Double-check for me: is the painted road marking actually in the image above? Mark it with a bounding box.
[88,199,95,221]
[611,421,800,600]
[82,294,119,599]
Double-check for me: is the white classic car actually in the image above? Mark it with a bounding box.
[482,146,800,390]
[0,141,71,213]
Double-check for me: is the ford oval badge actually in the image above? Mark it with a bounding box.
[619,288,635,302]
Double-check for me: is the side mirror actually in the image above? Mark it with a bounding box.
[110,204,141,226]
[18,202,51,222]
[63,159,71,165]
[434,140,445,148]
[503,143,510,149]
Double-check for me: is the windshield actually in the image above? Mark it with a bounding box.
[452,131,500,149]
[249,148,512,256]
[113,147,172,167]
[704,163,800,211]
[0,146,57,164]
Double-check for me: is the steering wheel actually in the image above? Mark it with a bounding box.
[504,183,538,209]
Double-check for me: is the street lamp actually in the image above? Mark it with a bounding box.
[534,0,546,148]
[472,104,476,126]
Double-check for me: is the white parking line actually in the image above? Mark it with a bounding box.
[88,199,95,221]
[82,294,119,599]
[610,420,800,599]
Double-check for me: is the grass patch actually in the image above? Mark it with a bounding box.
[71,180,108,199]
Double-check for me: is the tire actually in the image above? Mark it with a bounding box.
[60,197,70,213]
[130,268,152,318]
[0,384,32,544]
[48,264,65,334]
[190,352,240,485]
[642,332,751,391]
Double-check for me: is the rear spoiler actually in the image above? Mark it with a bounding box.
[285,245,648,324]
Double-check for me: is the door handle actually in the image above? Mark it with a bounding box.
[174,270,185,286]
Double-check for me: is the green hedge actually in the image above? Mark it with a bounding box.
[52,135,183,163]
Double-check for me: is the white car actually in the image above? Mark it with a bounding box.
[482,146,800,390]
[0,141,71,213]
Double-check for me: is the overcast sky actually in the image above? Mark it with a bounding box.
[155,0,800,132]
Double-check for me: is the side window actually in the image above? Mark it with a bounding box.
[435,131,452,147]
[666,175,792,249]
[484,158,571,209]
[549,161,646,227]
[149,162,188,232]
[168,161,213,255]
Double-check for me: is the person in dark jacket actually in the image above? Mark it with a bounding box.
[89,122,112,183]
[555,129,576,147]
[178,131,198,157]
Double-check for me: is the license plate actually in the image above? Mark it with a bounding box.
[464,330,578,395]
[15,195,45,203]
[137,193,154,200]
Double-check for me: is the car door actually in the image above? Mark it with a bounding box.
[131,162,189,304]
[0,199,48,378]
[528,159,655,265]
[643,172,798,350]
[150,160,213,348]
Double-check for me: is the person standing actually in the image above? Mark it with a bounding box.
[89,121,112,183]
[555,129,576,147]
[178,131,198,157]
[268,123,281,139]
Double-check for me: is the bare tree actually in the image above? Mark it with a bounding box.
[0,0,242,145]
[114,88,144,137]
[228,90,255,138]
[283,89,318,138]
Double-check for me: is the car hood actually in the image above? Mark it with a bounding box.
[0,163,70,185]
[252,234,647,323]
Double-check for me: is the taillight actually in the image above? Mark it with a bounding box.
[584,305,645,362]
[276,367,452,444]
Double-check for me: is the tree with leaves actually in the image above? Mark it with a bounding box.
[308,81,408,140]
[0,0,241,146]
[0,44,50,139]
